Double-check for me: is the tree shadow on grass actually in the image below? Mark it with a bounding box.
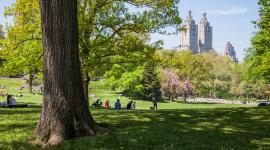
[0,107,41,150]
[0,106,41,115]
[57,107,270,150]
[1,107,270,150]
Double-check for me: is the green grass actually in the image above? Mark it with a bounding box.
[1,78,269,149]
[88,79,253,110]
[1,107,270,149]
[0,78,43,105]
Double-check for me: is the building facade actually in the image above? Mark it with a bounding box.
[198,13,213,53]
[225,42,238,63]
[180,11,213,54]
[180,10,198,54]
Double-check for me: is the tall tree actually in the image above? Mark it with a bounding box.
[35,0,103,144]
[248,0,270,82]
[0,0,42,92]
[141,62,162,100]
[1,0,181,99]
[78,0,181,102]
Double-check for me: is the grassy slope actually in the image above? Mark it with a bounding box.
[0,78,269,149]
[0,78,42,105]
[88,79,252,110]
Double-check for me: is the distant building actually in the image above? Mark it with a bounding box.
[180,10,198,54]
[179,10,213,54]
[198,13,213,53]
[225,42,238,63]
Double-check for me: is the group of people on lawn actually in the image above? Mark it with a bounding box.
[92,97,158,110]
[92,99,136,110]
[0,91,26,108]
[0,94,17,108]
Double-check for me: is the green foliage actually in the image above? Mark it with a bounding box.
[158,50,214,97]
[1,0,181,95]
[105,61,162,100]
[1,0,181,74]
[78,0,181,77]
[248,0,270,82]
[141,62,162,100]
[0,0,42,77]
[156,50,264,99]
[200,52,234,98]
[105,64,144,95]
[238,0,270,100]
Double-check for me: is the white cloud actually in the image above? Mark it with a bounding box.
[207,6,248,15]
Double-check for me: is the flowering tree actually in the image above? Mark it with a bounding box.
[181,80,194,101]
[160,69,194,101]
[160,69,181,101]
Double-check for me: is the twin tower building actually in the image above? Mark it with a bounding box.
[180,11,213,54]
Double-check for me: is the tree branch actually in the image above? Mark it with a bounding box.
[12,37,41,51]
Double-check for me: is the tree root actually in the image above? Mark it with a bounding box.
[32,122,109,148]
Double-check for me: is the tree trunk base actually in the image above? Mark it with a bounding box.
[33,122,108,146]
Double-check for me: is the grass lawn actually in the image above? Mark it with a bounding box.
[0,78,269,149]
[1,107,270,150]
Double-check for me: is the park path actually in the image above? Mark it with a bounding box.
[186,97,262,105]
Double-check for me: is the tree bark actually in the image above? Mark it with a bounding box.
[35,0,102,145]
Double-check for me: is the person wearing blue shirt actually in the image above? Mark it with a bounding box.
[115,99,121,110]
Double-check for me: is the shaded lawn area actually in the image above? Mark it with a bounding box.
[0,106,270,150]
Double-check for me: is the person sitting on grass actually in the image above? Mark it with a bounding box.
[10,96,17,108]
[98,100,103,107]
[132,101,136,110]
[104,100,110,108]
[115,99,121,110]
[127,101,133,110]
[6,94,12,107]
[92,99,102,108]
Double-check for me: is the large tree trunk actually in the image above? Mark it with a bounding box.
[35,0,103,145]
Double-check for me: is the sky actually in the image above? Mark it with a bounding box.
[0,0,15,25]
[151,0,260,61]
[0,0,260,61]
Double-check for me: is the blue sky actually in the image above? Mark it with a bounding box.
[151,0,260,61]
[0,0,15,25]
[0,0,259,61]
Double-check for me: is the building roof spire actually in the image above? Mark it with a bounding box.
[200,12,209,25]
[185,10,195,25]
[203,12,207,20]
[188,10,192,17]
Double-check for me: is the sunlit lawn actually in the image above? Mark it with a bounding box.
[1,107,270,150]
[1,78,269,149]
